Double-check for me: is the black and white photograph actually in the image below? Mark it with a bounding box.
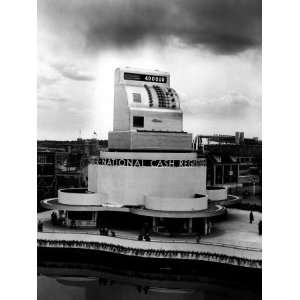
[36,0,263,299]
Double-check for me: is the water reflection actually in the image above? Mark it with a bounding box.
[38,261,261,300]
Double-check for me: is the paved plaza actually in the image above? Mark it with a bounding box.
[38,208,262,261]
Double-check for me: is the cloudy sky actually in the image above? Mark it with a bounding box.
[38,0,261,140]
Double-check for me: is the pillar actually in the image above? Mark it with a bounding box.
[188,218,193,233]
[213,165,216,185]
[65,211,69,227]
[229,165,233,183]
[94,212,98,228]
[152,217,157,233]
[222,165,225,184]
[204,218,208,235]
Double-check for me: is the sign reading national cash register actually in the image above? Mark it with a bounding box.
[94,158,206,167]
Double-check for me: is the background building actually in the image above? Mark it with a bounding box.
[37,150,57,211]
[37,138,107,211]
[193,132,262,198]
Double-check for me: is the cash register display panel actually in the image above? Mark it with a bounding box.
[123,72,180,110]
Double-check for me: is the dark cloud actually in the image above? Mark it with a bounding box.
[38,0,261,54]
[51,62,95,81]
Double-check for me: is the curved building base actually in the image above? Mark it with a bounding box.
[41,195,226,236]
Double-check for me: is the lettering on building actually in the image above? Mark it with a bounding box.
[91,158,206,167]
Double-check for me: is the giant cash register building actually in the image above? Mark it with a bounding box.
[42,67,233,236]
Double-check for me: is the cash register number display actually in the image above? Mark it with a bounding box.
[124,72,167,83]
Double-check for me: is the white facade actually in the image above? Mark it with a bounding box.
[145,196,208,211]
[108,131,193,151]
[87,68,206,210]
[58,189,107,206]
[88,151,207,207]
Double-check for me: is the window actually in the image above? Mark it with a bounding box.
[133,116,144,128]
[38,155,47,164]
[133,93,141,103]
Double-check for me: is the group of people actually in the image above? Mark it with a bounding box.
[50,212,58,225]
[138,233,151,241]
[99,227,116,237]
[249,210,262,235]
[51,211,66,226]
[137,286,149,294]
[137,222,152,241]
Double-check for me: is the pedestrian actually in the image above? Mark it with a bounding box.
[71,219,76,228]
[196,234,201,243]
[104,227,109,236]
[258,220,262,235]
[51,212,57,225]
[249,210,254,224]
[144,233,151,241]
[38,220,43,232]
[144,286,149,294]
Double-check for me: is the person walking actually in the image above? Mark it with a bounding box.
[38,220,43,232]
[249,210,254,224]
[258,220,262,235]
[71,219,76,228]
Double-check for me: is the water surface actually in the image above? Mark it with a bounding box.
[38,261,261,300]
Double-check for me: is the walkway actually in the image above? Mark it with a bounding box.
[38,208,261,268]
